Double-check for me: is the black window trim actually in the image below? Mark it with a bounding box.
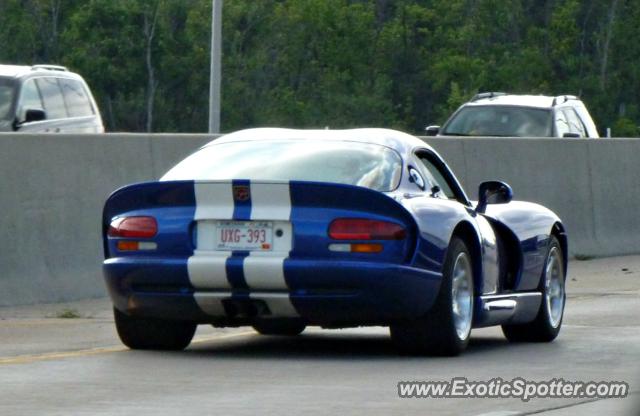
[412,148,471,207]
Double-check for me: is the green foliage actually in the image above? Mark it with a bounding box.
[0,0,638,134]
[55,308,81,319]
[612,117,639,137]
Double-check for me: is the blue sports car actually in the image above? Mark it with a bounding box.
[103,128,567,355]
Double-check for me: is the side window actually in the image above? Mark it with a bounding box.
[59,78,94,117]
[417,154,455,199]
[555,110,570,137]
[19,79,44,121]
[0,83,13,120]
[35,77,68,119]
[563,108,586,137]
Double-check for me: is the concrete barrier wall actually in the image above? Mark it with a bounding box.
[425,137,640,261]
[0,134,211,306]
[0,133,638,306]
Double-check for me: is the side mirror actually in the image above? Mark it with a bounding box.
[476,181,512,213]
[24,108,46,123]
[425,125,440,136]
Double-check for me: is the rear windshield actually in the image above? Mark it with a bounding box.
[442,105,553,137]
[0,77,16,121]
[162,139,403,192]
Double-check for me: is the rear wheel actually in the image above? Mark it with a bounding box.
[502,235,565,342]
[252,320,306,336]
[390,237,474,356]
[114,308,197,350]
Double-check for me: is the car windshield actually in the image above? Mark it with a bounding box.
[442,105,553,137]
[162,139,403,192]
[0,78,16,121]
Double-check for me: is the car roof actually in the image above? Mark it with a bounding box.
[0,65,32,78]
[464,94,557,109]
[0,64,81,80]
[204,127,431,155]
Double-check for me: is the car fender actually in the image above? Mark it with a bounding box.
[483,201,563,291]
[400,196,500,295]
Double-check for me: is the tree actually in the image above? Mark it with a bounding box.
[1,0,637,135]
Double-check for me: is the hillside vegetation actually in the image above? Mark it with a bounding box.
[1,0,637,136]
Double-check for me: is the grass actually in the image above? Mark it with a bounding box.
[55,308,81,319]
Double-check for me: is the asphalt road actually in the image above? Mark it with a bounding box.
[0,256,638,415]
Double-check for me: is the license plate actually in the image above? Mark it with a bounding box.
[214,221,273,251]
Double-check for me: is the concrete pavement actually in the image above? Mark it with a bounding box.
[0,255,638,415]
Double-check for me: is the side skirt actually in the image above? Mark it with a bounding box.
[473,292,542,328]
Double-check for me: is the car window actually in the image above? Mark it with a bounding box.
[555,110,571,136]
[18,79,44,121]
[0,78,16,121]
[36,77,68,119]
[162,140,403,192]
[563,108,586,137]
[417,154,455,199]
[442,106,553,137]
[59,78,94,117]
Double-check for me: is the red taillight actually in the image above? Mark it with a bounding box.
[328,219,406,240]
[108,216,157,238]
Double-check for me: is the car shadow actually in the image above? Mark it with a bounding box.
[180,331,512,360]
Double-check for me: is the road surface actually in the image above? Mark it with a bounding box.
[1,256,638,415]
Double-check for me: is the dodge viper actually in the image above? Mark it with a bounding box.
[102,128,567,355]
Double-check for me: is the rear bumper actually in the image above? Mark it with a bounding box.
[103,257,442,326]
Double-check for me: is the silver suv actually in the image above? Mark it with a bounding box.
[0,64,104,133]
[426,92,599,138]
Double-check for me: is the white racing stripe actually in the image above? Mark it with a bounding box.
[188,251,231,290]
[188,181,299,318]
[193,182,234,220]
[190,182,235,314]
[243,253,288,290]
[249,182,292,220]
[245,182,298,317]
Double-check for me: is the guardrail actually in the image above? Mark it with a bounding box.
[0,133,637,305]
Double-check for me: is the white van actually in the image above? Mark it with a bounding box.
[0,64,104,133]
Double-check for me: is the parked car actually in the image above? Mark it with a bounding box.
[0,64,103,133]
[102,128,567,356]
[426,92,599,138]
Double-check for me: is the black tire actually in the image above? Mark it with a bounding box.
[252,320,306,336]
[390,237,474,356]
[114,308,197,350]
[502,235,565,342]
